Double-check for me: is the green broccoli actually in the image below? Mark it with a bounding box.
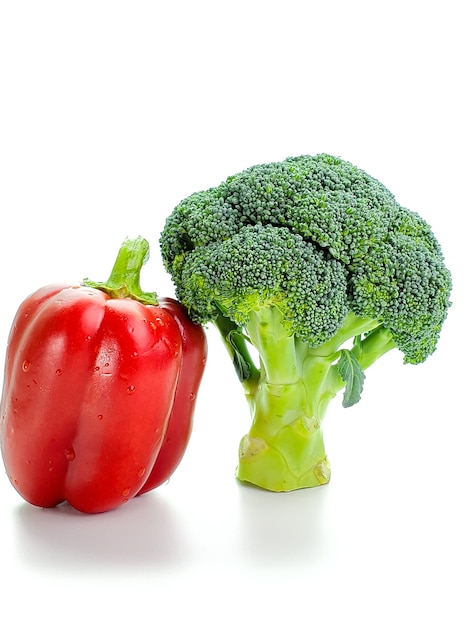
[160,154,452,491]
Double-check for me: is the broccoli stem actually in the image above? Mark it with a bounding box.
[352,325,397,369]
[215,307,397,491]
[234,307,336,490]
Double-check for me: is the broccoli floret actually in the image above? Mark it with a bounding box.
[160,154,452,491]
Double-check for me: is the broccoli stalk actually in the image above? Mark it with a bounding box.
[160,154,452,492]
[215,309,395,490]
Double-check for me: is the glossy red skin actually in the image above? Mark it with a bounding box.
[0,284,184,514]
[138,298,207,494]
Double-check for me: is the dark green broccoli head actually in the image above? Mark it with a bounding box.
[160,154,452,363]
[177,223,349,347]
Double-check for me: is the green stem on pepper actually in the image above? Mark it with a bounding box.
[83,236,158,305]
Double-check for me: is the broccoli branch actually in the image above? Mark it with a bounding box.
[214,307,397,490]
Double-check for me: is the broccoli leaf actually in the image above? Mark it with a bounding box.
[337,349,365,408]
[227,329,255,383]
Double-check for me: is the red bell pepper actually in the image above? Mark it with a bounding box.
[0,237,207,513]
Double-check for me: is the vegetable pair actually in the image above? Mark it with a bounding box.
[1,153,453,505]
[0,237,207,513]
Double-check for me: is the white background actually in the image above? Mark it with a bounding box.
[0,1,468,624]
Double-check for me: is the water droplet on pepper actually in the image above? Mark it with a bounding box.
[64,447,75,461]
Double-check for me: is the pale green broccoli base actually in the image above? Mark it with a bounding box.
[216,307,396,491]
[237,381,331,490]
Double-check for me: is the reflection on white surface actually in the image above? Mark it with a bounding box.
[12,480,332,573]
[234,485,331,567]
[13,493,196,572]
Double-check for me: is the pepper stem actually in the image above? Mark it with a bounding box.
[83,236,158,305]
